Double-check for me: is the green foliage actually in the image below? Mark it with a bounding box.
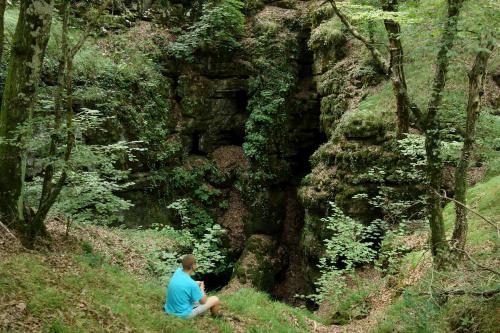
[25,109,136,226]
[166,0,245,61]
[376,177,500,332]
[394,134,426,181]
[194,184,222,205]
[157,203,227,276]
[308,203,376,303]
[243,21,299,184]
[69,26,177,166]
[192,224,227,275]
[167,198,214,237]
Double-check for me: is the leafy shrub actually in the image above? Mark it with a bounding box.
[167,0,245,61]
[243,22,299,185]
[308,203,377,303]
[145,224,227,283]
[25,110,136,226]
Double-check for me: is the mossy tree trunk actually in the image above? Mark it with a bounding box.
[424,0,464,266]
[329,0,414,138]
[451,34,495,253]
[0,0,53,228]
[383,0,410,138]
[30,0,70,241]
[29,0,111,240]
[0,0,6,62]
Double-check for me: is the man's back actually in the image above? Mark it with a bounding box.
[164,268,203,318]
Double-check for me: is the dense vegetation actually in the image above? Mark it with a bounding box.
[0,0,498,332]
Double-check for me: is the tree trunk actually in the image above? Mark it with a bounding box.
[40,1,69,204]
[451,35,495,252]
[382,0,410,138]
[0,0,53,228]
[29,0,111,240]
[0,0,6,62]
[424,0,464,266]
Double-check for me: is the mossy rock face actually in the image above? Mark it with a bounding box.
[231,234,285,292]
[299,130,425,284]
[338,110,387,140]
[173,71,248,154]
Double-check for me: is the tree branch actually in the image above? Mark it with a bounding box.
[327,0,389,74]
[69,0,113,59]
[0,220,17,240]
[432,188,499,234]
[419,288,500,298]
[455,248,500,275]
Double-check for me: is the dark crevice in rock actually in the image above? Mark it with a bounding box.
[269,30,326,304]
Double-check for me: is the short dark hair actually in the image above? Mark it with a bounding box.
[182,254,196,270]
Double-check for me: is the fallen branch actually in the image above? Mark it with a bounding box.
[419,288,500,298]
[432,188,499,234]
[0,221,17,240]
[452,247,500,276]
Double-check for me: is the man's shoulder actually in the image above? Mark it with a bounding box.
[171,269,195,284]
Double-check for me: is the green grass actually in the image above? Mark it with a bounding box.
[374,176,500,333]
[353,0,499,164]
[0,251,317,332]
[443,175,499,240]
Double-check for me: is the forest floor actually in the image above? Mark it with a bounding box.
[1,176,498,332]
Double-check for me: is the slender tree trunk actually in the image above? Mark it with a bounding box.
[0,0,6,62]
[40,1,69,205]
[452,35,495,252]
[383,0,410,138]
[28,0,111,240]
[0,0,53,228]
[424,0,464,266]
[29,2,70,242]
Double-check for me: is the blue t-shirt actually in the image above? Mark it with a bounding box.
[164,268,204,318]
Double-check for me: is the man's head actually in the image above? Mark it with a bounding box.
[182,254,197,272]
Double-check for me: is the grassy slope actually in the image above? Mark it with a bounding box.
[374,175,499,333]
[0,247,317,332]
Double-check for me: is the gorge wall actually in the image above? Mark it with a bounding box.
[75,0,425,302]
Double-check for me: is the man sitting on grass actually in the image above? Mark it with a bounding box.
[164,254,221,318]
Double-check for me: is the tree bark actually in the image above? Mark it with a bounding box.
[424,0,465,266]
[382,0,410,138]
[451,34,495,252]
[0,0,6,62]
[0,0,53,227]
